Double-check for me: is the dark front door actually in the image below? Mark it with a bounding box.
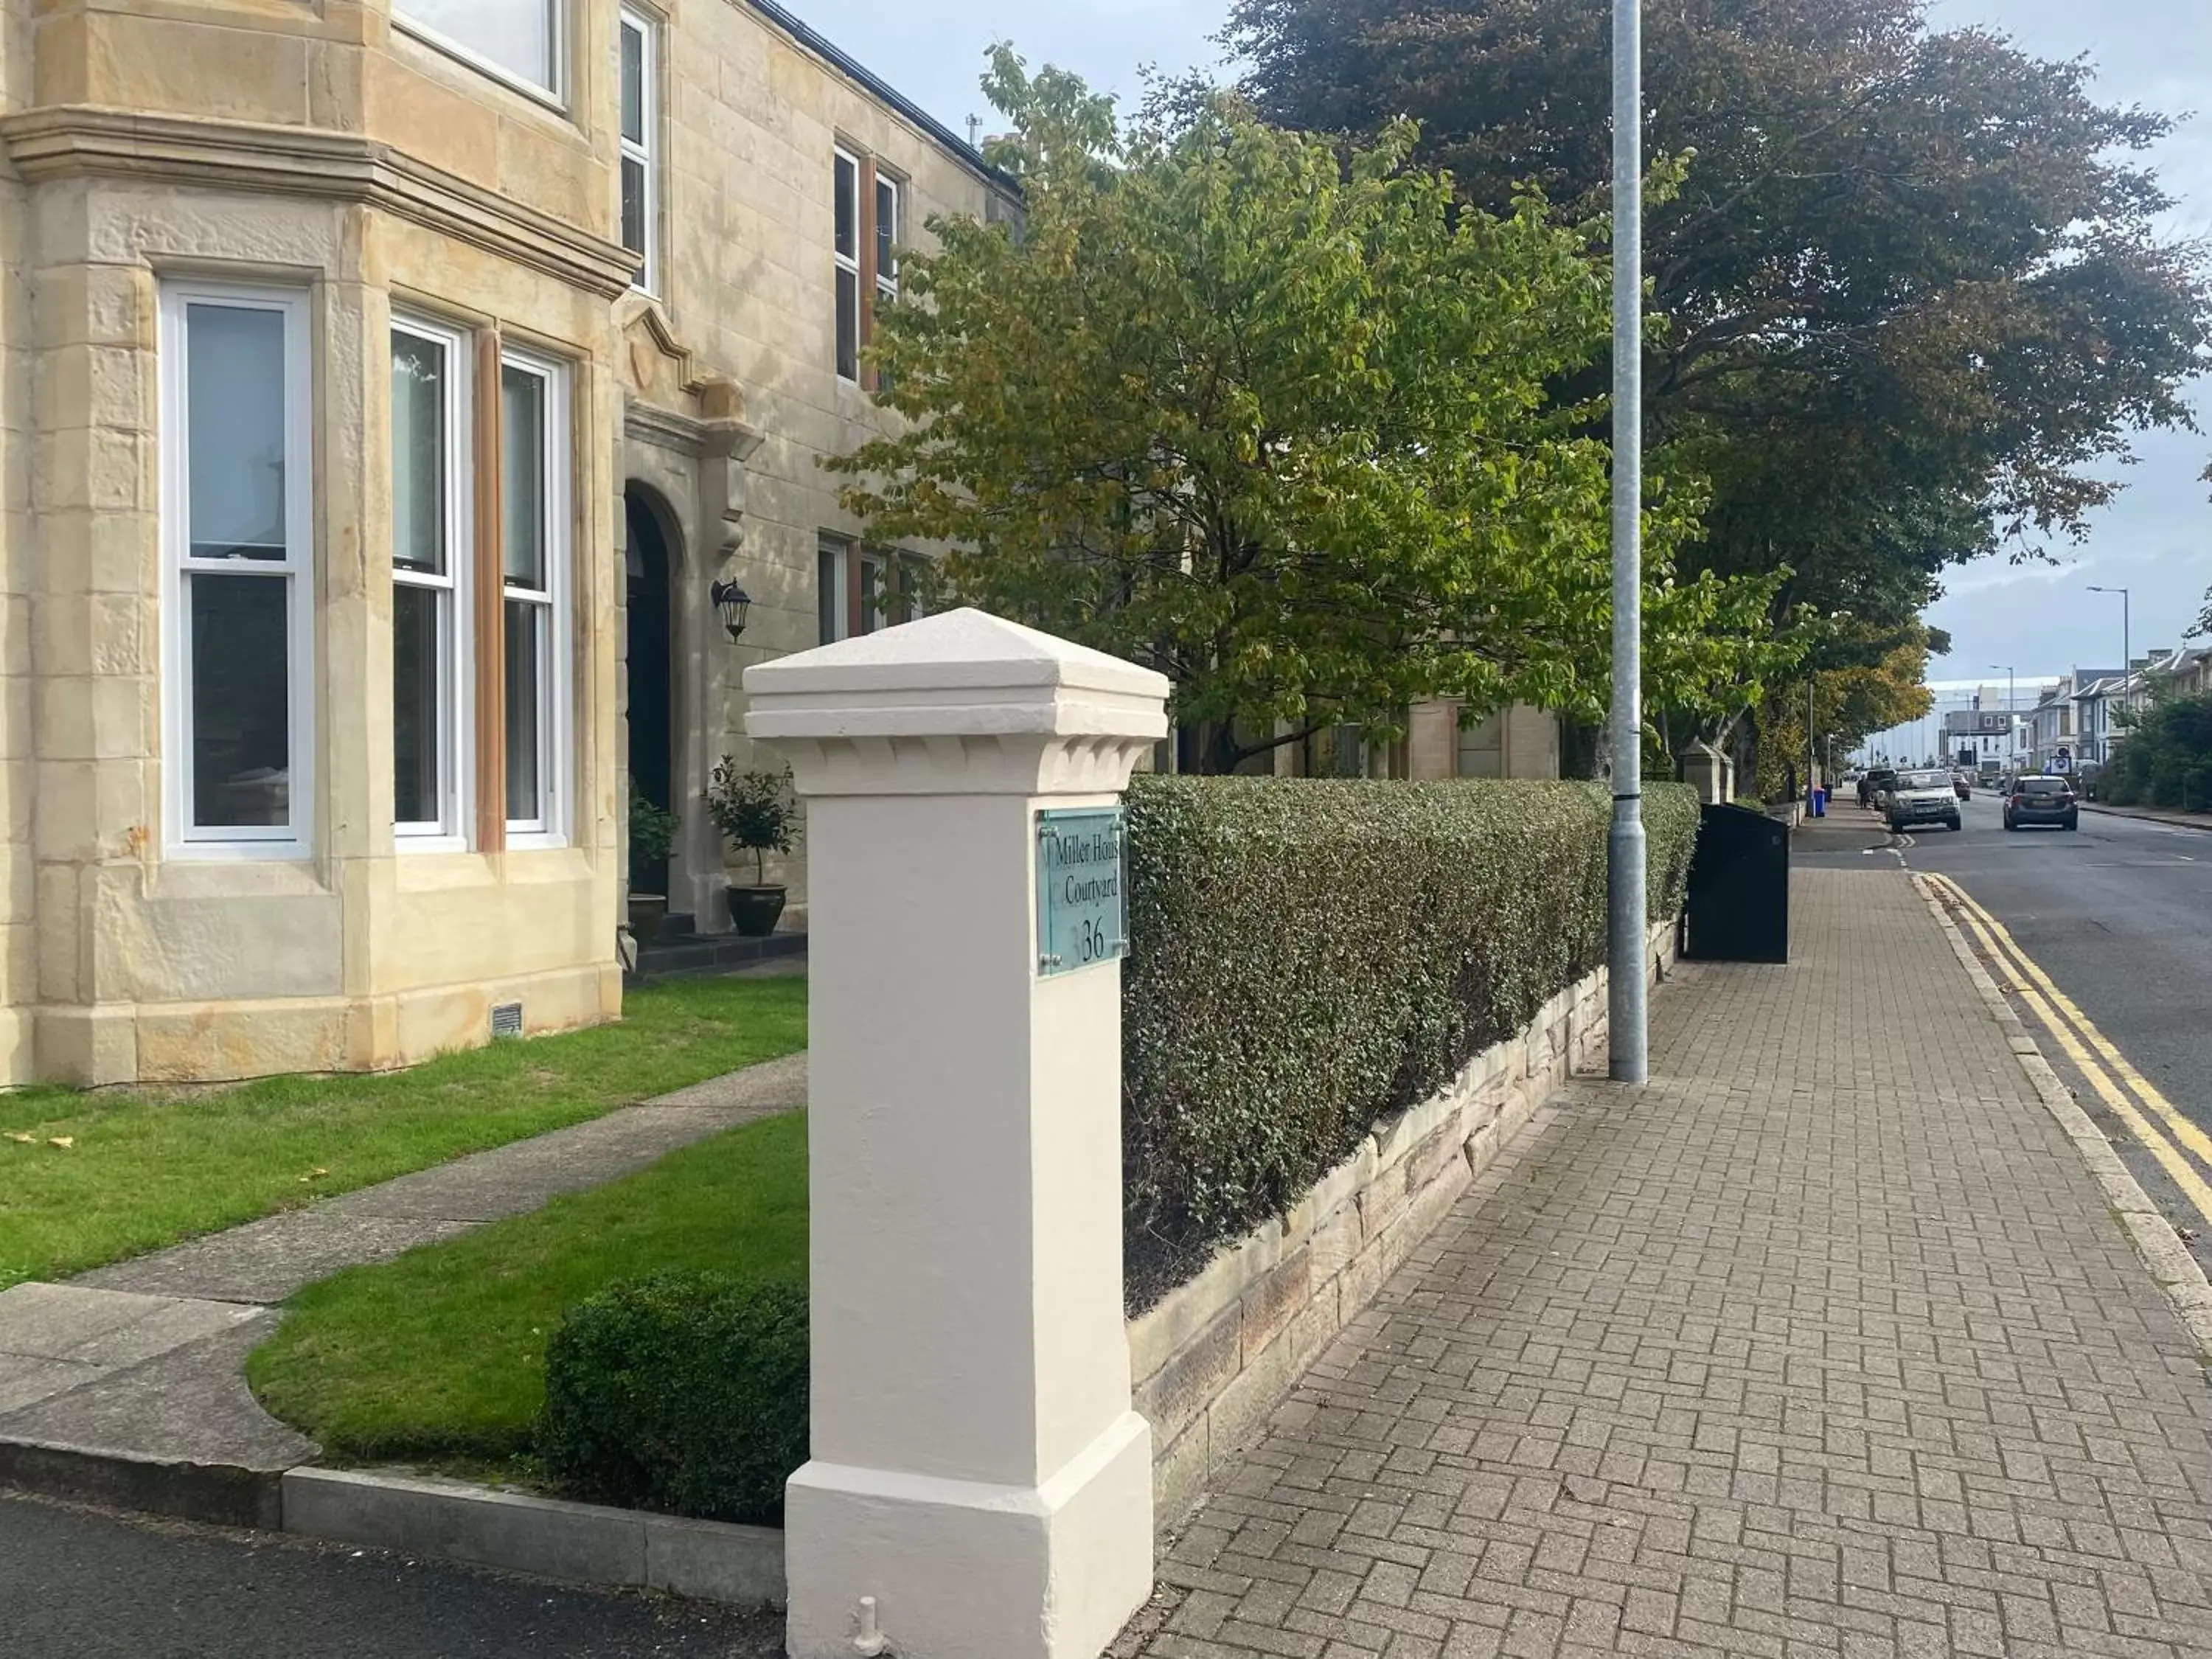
[625,490,674,902]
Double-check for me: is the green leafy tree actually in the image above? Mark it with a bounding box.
[1753,631,1937,801]
[2105,691,2212,811]
[830,49,1792,773]
[1229,0,2212,663]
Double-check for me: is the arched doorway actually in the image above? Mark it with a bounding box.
[625,488,675,908]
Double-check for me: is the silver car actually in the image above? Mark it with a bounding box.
[1887,768,1962,833]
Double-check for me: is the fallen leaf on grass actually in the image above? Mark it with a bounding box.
[297,1167,330,1183]
[47,1137,73,1150]
[4,1132,32,1144]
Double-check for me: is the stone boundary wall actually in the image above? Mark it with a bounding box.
[1127,919,1681,1522]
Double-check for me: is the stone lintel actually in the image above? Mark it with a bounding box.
[0,105,636,298]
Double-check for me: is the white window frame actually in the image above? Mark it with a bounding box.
[390,313,475,851]
[833,147,862,383]
[158,280,316,862]
[501,347,573,849]
[874,172,902,310]
[618,8,658,296]
[818,534,852,644]
[394,1,566,109]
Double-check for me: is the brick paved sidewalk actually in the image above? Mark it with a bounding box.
[1119,869,2212,1658]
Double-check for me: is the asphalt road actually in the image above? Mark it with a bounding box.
[0,1490,784,1659]
[1802,791,2212,1235]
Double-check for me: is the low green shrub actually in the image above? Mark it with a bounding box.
[538,1272,807,1524]
[1121,776,1697,1307]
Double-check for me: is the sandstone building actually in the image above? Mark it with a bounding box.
[0,0,1015,1083]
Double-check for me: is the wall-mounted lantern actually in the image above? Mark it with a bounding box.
[710,578,752,642]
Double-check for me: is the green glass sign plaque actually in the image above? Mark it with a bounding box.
[1035,807,1130,978]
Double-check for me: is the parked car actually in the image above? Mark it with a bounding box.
[1887,768,1963,834]
[1952,771,1972,801]
[2003,774,2079,832]
[1859,766,1897,809]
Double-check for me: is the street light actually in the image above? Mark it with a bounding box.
[2087,585,2130,762]
[1991,664,2015,768]
[1606,0,1647,1084]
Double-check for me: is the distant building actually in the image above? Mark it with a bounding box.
[2090,647,2212,766]
[2026,672,2121,773]
[1938,680,2056,770]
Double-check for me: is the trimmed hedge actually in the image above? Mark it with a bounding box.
[1122,776,1697,1306]
[538,1272,807,1525]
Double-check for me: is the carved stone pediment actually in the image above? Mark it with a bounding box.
[618,299,763,567]
[616,296,748,424]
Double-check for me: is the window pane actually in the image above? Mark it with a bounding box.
[190,573,290,827]
[399,0,555,91]
[876,179,897,282]
[501,366,546,588]
[391,331,446,577]
[505,599,543,822]
[187,303,288,562]
[622,156,647,262]
[393,582,442,825]
[619,21,644,143]
[835,268,858,380]
[834,154,858,260]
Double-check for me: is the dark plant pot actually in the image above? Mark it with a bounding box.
[627,894,669,938]
[726,886,787,938]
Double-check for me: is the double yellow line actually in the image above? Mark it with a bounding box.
[1923,872,2212,1231]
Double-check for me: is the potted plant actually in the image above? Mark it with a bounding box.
[706,758,799,936]
[626,787,683,939]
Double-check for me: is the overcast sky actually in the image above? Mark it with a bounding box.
[792,0,2210,691]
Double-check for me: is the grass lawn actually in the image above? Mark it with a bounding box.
[247,1110,807,1464]
[0,975,807,1292]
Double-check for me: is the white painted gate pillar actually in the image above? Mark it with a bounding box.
[745,609,1168,1659]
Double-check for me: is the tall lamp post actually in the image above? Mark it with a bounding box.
[1991,664,2015,771]
[1607,0,1646,1083]
[1806,674,1818,802]
[2087,585,2129,762]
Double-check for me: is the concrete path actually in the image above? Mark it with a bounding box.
[0,1053,807,1514]
[1119,870,2212,1658]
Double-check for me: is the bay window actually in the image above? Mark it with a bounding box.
[384,326,569,852]
[391,316,471,844]
[501,352,570,843]
[160,283,313,857]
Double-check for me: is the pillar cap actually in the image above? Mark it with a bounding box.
[744,608,1170,744]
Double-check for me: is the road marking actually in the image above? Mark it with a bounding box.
[1924,872,2212,1232]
